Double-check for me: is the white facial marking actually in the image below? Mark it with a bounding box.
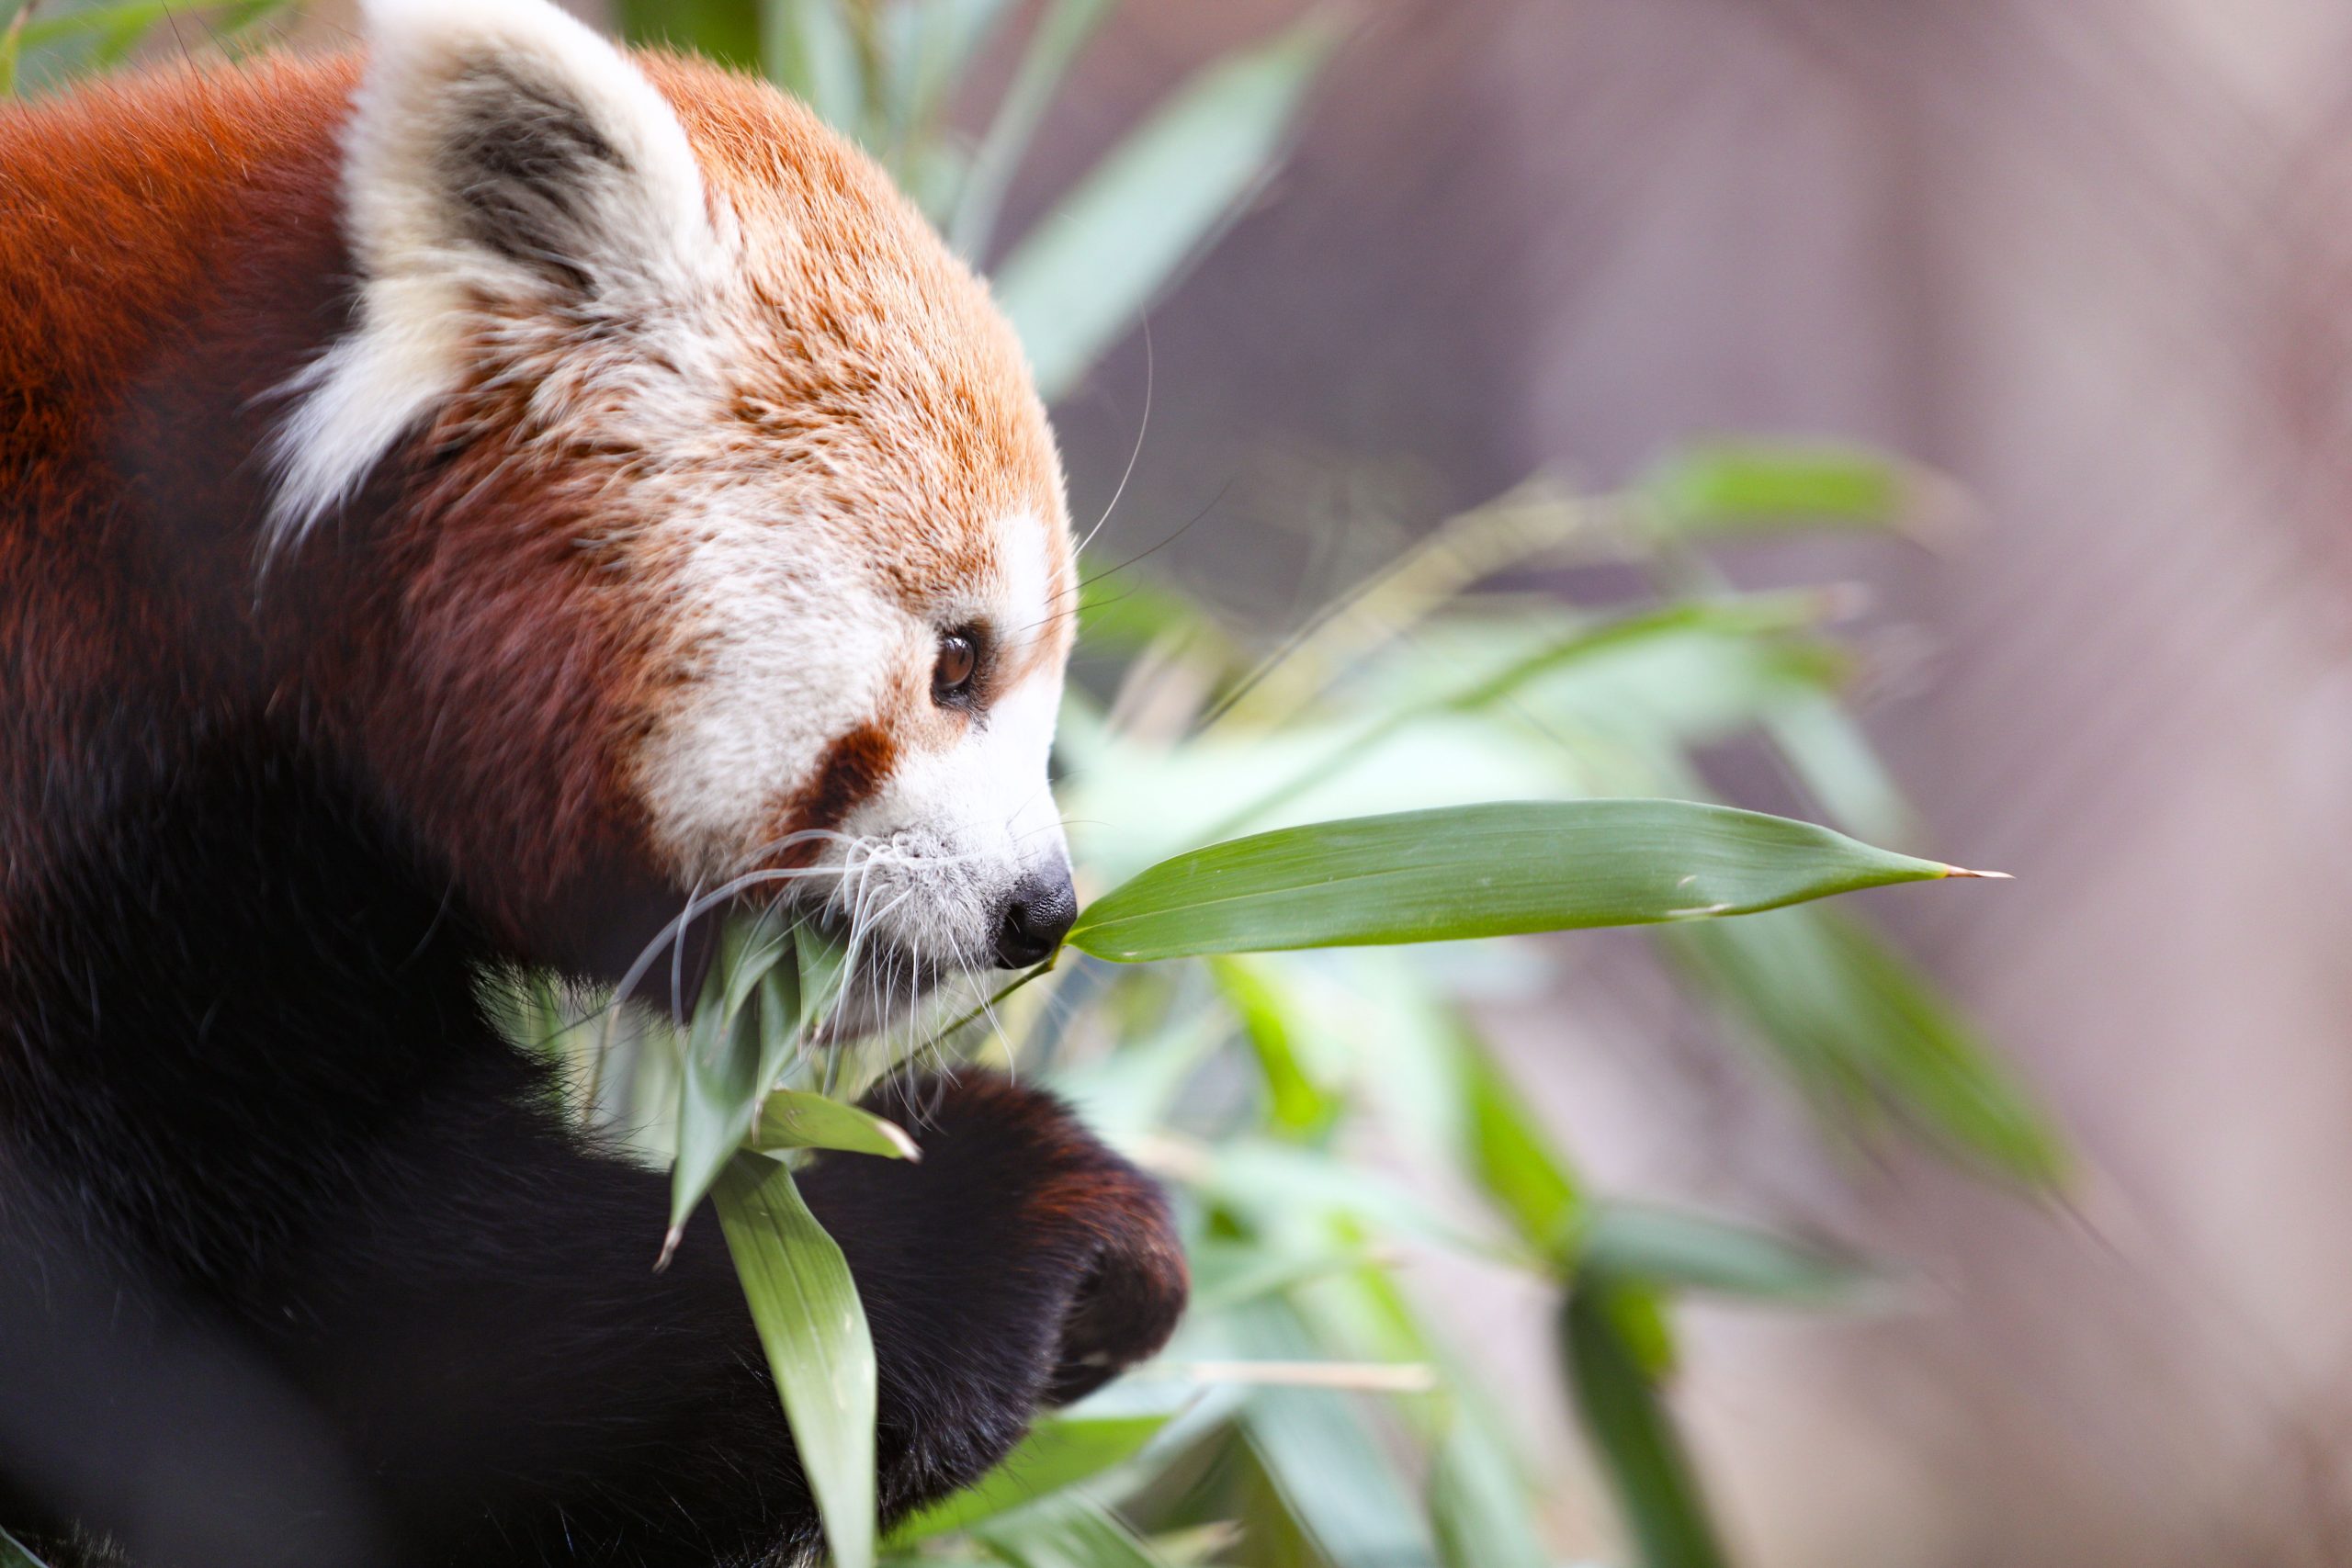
[659,508,1071,981]
[835,667,1069,971]
[636,503,899,883]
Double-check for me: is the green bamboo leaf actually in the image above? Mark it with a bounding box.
[1067,799,1978,963]
[0,2,30,97]
[15,0,277,54]
[762,0,865,135]
[754,1088,921,1160]
[889,1413,1170,1543]
[799,921,853,1032]
[1239,1343,1439,1568]
[947,0,1117,259]
[972,1494,1175,1568]
[1662,908,2065,1185]
[1210,957,1339,1138]
[0,1525,53,1568]
[669,917,798,1245]
[991,14,1340,400]
[1187,1237,1374,1315]
[1457,1028,1581,1255]
[715,1150,878,1568]
[1560,1282,1729,1568]
[1575,1201,1875,1307]
[1429,1420,1550,1568]
[615,0,760,69]
[1641,440,1917,536]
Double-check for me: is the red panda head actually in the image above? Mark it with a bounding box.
[271,0,1078,1009]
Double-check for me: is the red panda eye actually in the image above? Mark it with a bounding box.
[933,632,978,701]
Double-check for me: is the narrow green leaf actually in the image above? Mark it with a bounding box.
[1210,957,1338,1137]
[1232,1302,1439,1568]
[1575,1201,1874,1307]
[715,1150,878,1568]
[991,14,1340,400]
[763,0,865,134]
[755,1089,921,1160]
[973,1494,1175,1568]
[1187,1237,1374,1316]
[1075,575,1222,654]
[1641,441,1914,536]
[670,917,799,1243]
[890,1413,1170,1543]
[879,0,1017,148]
[1560,1283,1729,1568]
[0,1,30,96]
[1663,908,2065,1185]
[615,0,760,69]
[1068,799,1965,963]
[1457,1029,1580,1254]
[799,921,853,1032]
[1429,1420,1551,1568]
[948,0,1118,259]
[723,908,796,1024]
[669,934,760,1241]
[16,0,278,55]
[0,1525,53,1568]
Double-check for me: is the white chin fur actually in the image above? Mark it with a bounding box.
[817,671,1069,987]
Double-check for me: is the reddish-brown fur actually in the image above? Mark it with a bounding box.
[0,51,1072,954]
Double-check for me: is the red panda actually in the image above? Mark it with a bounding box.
[0,2,1186,1562]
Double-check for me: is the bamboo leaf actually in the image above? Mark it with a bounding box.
[1575,1201,1875,1307]
[1641,441,1917,536]
[1560,1282,1729,1568]
[946,0,1116,257]
[890,1413,1170,1543]
[1068,799,1973,963]
[754,1089,921,1161]
[715,1151,878,1568]
[0,1525,53,1568]
[16,0,279,56]
[1429,1420,1550,1568]
[1456,1028,1581,1255]
[669,918,797,1244]
[972,1494,1175,1568]
[762,0,865,135]
[615,0,759,70]
[991,14,1340,400]
[1209,957,1339,1138]
[799,921,853,1032]
[1662,908,2065,1185]
[1212,1298,1441,1567]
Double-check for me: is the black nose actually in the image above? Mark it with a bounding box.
[993,865,1078,969]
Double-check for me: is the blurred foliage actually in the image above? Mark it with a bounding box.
[2,4,2060,1566]
[0,0,297,96]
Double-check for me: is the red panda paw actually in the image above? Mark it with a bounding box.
[800,1069,1188,1443]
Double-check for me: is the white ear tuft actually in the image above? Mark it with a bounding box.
[266,0,714,550]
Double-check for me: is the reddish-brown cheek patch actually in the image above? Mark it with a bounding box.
[770,719,899,863]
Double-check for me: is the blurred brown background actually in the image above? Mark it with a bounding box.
[1012,3,2352,1563]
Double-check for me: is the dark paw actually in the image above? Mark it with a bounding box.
[870,1071,1187,1401]
[807,1070,1188,1414]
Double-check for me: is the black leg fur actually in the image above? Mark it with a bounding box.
[0,750,1187,1566]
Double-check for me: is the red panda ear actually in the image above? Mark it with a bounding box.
[267,0,719,544]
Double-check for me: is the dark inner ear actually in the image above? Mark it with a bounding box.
[438,61,630,291]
